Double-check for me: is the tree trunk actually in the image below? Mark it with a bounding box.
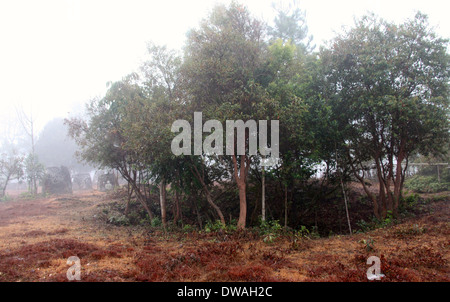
[261,165,266,222]
[335,146,352,235]
[159,178,167,231]
[173,188,181,226]
[375,157,388,218]
[191,194,202,229]
[121,167,153,220]
[191,163,225,225]
[125,182,133,216]
[349,158,381,220]
[1,173,11,198]
[393,149,406,217]
[339,175,352,235]
[233,154,249,229]
[284,184,288,229]
[237,182,247,229]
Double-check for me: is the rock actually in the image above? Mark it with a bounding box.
[42,166,72,195]
[97,173,118,191]
[72,173,92,191]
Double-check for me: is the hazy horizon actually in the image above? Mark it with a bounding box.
[0,0,448,138]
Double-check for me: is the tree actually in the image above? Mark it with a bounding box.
[262,38,317,227]
[126,42,183,231]
[268,0,314,52]
[0,151,23,197]
[321,13,450,218]
[35,118,91,172]
[23,153,44,195]
[180,3,267,229]
[15,105,42,195]
[65,74,157,221]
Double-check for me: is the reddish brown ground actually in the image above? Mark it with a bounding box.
[0,190,448,282]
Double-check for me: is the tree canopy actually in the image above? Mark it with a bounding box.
[66,3,449,231]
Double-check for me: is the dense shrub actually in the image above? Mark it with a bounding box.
[404,175,449,193]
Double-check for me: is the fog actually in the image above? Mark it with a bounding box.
[0,0,448,171]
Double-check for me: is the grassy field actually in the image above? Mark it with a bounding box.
[0,189,448,282]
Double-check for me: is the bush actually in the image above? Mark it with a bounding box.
[0,194,11,202]
[356,211,396,233]
[151,217,162,227]
[404,175,449,193]
[182,224,195,233]
[259,220,282,244]
[204,220,224,233]
[108,214,130,226]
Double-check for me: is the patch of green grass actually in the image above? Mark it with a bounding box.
[404,175,449,193]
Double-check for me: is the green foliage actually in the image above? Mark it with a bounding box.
[268,2,314,51]
[151,217,162,228]
[204,220,225,233]
[0,194,11,202]
[404,175,449,193]
[259,219,282,244]
[259,219,282,234]
[182,224,195,233]
[356,211,396,233]
[18,191,40,200]
[64,3,449,234]
[394,224,426,237]
[108,214,130,226]
[359,238,375,252]
[320,12,449,219]
[0,151,24,197]
[204,220,238,233]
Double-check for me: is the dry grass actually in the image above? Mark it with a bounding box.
[0,190,448,282]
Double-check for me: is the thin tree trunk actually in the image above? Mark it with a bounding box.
[233,154,249,229]
[335,144,352,235]
[437,165,441,183]
[125,182,133,216]
[191,163,225,225]
[393,149,406,217]
[284,184,288,229]
[1,177,9,198]
[349,158,381,220]
[375,157,387,218]
[159,178,167,232]
[121,167,154,221]
[173,188,181,226]
[262,165,265,222]
[339,175,352,235]
[237,182,247,228]
[191,194,202,229]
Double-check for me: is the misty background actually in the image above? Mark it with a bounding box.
[0,0,449,188]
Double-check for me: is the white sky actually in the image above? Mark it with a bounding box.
[0,0,449,136]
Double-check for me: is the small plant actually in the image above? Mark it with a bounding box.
[404,175,449,193]
[290,226,310,250]
[394,224,426,237]
[263,233,276,244]
[18,191,36,200]
[359,238,375,252]
[356,219,373,233]
[204,220,225,233]
[259,219,282,234]
[108,214,130,226]
[0,194,11,202]
[259,220,282,244]
[381,211,395,227]
[151,217,162,227]
[182,224,195,233]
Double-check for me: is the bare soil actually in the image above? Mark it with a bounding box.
[0,190,448,282]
